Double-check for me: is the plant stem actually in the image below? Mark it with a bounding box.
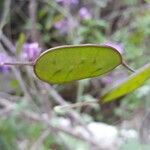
[122,62,135,73]
[54,100,98,111]
[0,61,34,66]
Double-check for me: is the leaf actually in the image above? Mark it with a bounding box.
[101,63,150,103]
[34,44,122,84]
[16,33,26,54]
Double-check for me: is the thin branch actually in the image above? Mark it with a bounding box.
[54,100,98,111]
[0,98,102,149]
[44,84,95,137]
[23,112,101,149]
[122,62,135,73]
[0,0,11,37]
[0,61,34,66]
[0,33,16,53]
[45,84,67,105]
[29,0,38,41]
[11,67,32,101]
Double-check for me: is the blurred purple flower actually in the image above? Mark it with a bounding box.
[79,7,92,20]
[56,0,79,6]
[101,75,113,85]
[103,42,124,54]
[0,53,11,73]
[101,71,127,86]
[54,18,69,34]
[21,42,41,61]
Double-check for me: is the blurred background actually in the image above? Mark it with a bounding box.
[0,0,150,149]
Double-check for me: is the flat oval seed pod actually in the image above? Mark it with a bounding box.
[34,44,122,84]
[101,63,150,103]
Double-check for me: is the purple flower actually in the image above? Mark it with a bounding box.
[0,53,11,73]
[56,0,79,6]
[20,42,41,61]
[54,18,69,34]
[101,75,113,85]
[78,7,92,20]
[101,72,127,86]
[103,42,124,54]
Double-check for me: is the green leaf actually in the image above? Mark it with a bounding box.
[16,33,26,54]
[34,44,122,84]
[101,63,150,103]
